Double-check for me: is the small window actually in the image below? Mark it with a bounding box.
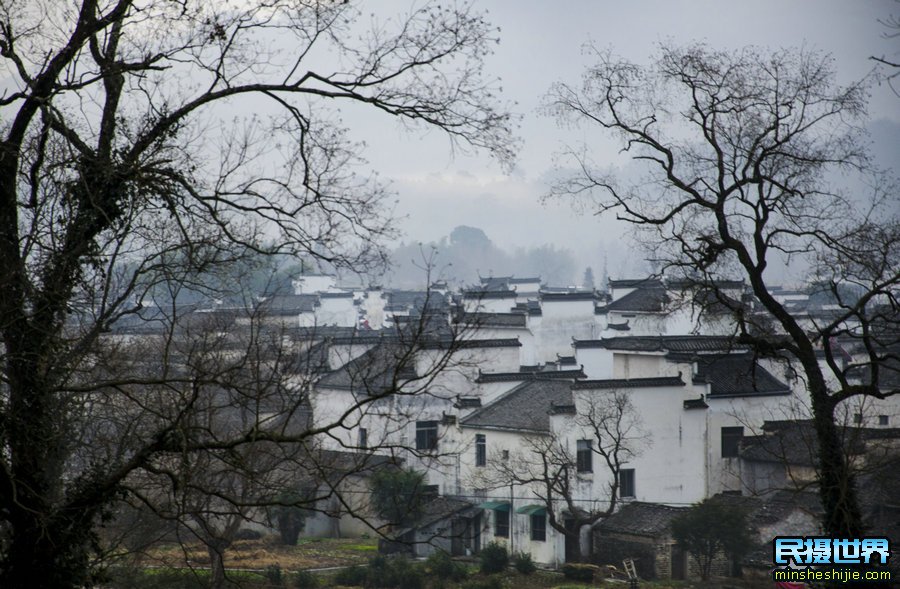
[501,449,509,460]
[576,439,593,473]
[475,434,486,467]
[358,427,368,449]
[416,421,438,451]
[721,426,744,458]
[495,509,509,538]
[619,468,635,499]
[531,513,546,541]
[854,413,863,425]
[879,415,889,426]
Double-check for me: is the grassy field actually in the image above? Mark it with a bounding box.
[140,537,380,571]
[122,538,761,589]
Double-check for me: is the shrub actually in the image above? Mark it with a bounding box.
[293,570,318,589]
[267,487,316,546]
[561,563,594,582]
[333,566,367,587]
[369,468,428,527]
[234,528,264,541]
[511,552,536,575]
[389,562,423,589]
[479,542,509,574]
[365,555,424,589]
[264,564,284,587]
[671,498,752,581]
[460,577,502,589]
[424,550,467,581]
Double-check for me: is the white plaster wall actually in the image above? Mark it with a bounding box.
[455,427,565,566]
[607,311,668,336]
[612,353,669,379]
[533,309,604,362]
[565,385,710,506]
[574,347,615,379]
[704,392,805,495]
[316,296,358,327]
[360,292,387,329]
[462,297,517,313]
[465,326,536,366]
[293,275,336,294]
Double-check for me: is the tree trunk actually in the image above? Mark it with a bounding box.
[1,352,94,589]
[208,543,228,589]
[4,526,83,589]
[809,383,863,538]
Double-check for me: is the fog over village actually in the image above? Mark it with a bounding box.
[0,1,898,589]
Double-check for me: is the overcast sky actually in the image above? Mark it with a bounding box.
[349,1,899,281]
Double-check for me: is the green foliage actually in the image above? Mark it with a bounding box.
[365,555,424,589]
[264,564,284,587]
[424,550,468,581]
[561,564,594,582]
[333,566,367,587]
[293,570,318,589]
[671,499,752,581]
[235,528,264,541]
[460,576,502,589]
[268,489,314,546]
[106,567,266,589]
[342,543,379,552]
[511,552,536,575]
[369,468,427,527]
[479,542,509,575]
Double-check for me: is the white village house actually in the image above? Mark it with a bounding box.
[285,274,899,576]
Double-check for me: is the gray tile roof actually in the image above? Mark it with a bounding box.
[512,301,542,316]
[259,294,320,314]
[599,285,668,313]
[460,379,574,432]
[572,335,740,352]
[422,338,522,350]
[540,291,598,302]
[739,420,865,466]
[693,353,791,397]
[475,369,587,383]
[608,278,662,289]
[316,343,417,394]
[458,312,528,328]
[571,376,685,390]
[462,289,518,300]
[417,496,476,528]
[595,502,688,537]
[319,291,354,299]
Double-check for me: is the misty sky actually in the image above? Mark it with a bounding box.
[350,1,900,281]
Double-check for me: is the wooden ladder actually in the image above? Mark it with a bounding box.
[623,558,638,580]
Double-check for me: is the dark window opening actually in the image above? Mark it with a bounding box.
[531,513,546,541]
[721,426,744,458]
[416,421,438,451]
[358,428,368,449]
[576,439,593,473]
[495,509,509,537]
[475,434,486,467]
[878,415,889,426]
[619,468,635,498]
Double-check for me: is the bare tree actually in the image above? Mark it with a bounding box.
[872,0,900,97]
[546,44,899,549]
[476,390,645,562]
[0,0,514,586]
